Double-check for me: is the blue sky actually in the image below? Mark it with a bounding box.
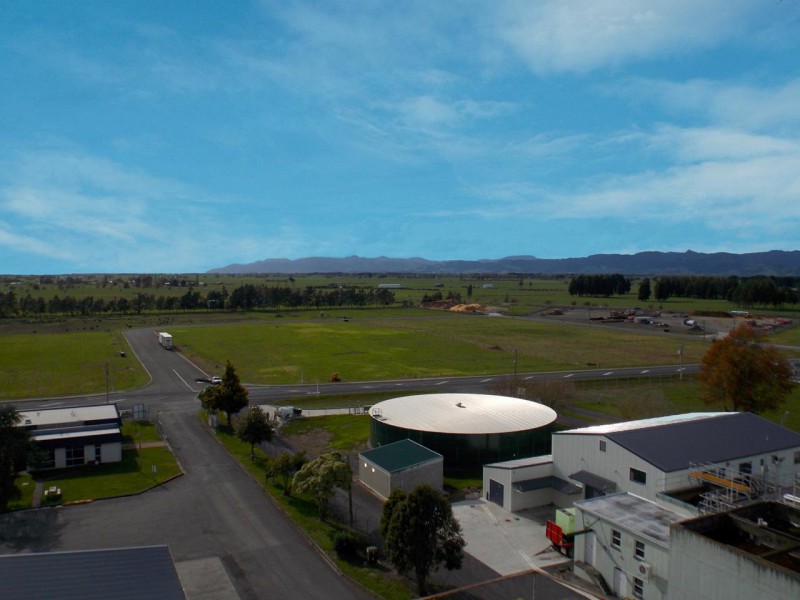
[1,1,799,274]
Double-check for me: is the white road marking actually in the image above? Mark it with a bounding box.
[480,378,493,383]
[603,372,613,376]
[640,369,650,374]
[523,376,534,380]
[40,402,64,408]
[173,369,195,391]
[435,380,450,386]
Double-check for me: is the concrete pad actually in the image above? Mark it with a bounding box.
[453,499,571,576]
[175,557,240,600]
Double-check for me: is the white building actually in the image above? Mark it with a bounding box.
[482,455,580,512]
[669,501,800,600]
[573,492,684,600]
[19,404,123,470]
[552,413,800,514]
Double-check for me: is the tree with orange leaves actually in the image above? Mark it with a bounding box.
[698,325,794,414]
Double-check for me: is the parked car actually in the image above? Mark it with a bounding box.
[211,376,222,384]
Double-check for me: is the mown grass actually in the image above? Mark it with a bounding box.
[121,420,162,444]
[175,315,710,385]
[40,446,181,504]
[0,329,148,400]
[8,472,35,511]
[211,421,414,599]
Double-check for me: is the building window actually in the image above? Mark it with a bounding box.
[599,440,607,452]
[635,540,645,560]
[739,461,752,475]
[65,446,84,467]
[633,577,644,599]
[630,468,647,485]
[611,529,621,549]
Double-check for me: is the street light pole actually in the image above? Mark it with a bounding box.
[105,360,110,404]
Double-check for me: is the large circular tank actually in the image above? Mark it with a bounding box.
[368,393,557,475]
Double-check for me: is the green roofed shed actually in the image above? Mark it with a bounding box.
[359,440,444,500]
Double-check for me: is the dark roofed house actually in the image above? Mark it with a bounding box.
[359,439,443,500]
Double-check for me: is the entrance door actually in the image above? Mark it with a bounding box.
[613,568,627,597]
[488,479,504,506]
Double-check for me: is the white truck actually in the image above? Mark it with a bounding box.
[158,332,173,350]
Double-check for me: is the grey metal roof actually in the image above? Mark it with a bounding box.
[361,439,442,473]
[576,493,684,546]
[560,412,800,473]
[0,546,186,600]
[19,404,119,428]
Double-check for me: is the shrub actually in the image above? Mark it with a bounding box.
[331,529,364,560]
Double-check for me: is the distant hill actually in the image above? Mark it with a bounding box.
[208,250,800,276]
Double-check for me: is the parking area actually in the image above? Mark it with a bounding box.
[452,499,571,576]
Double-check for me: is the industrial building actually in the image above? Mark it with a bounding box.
[572,493,684,600]
[368,393,557,475]
[19,404,123,470]
[552,412,800,513]
[358,439,443,500]
[482,455,580,512]
[668,501,800,600]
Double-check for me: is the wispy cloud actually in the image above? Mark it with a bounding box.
[495,0,759,74]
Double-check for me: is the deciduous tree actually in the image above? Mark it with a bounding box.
[698,325,794,414]
[292,452,350,520]
[381,484,465,596]
[236,406,272,460]
[266,451,307,496]
[0,405,31,511]
[637,277,651,302]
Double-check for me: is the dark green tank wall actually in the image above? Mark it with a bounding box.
[370,418,553,476]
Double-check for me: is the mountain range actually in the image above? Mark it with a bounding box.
[209,250,800,277]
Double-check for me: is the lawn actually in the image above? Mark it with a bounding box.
[0,329,148,400]
[280,414,371,453]
[174,315,709,385]
[40,446,182,504]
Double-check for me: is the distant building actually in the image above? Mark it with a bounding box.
[377,283,403,289]
[19,404,123,470]
[358,439,443,500]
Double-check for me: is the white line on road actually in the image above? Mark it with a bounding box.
[641,369,650,374]
[480,378,493,383]
[603,372,613,376]
[395,383,404,386]
[435,380,450,386]
[523,376,534,380]
[563,374,574,378]
[40,401,64,408]
[173,369,195,392]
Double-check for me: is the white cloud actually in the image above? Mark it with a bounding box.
[496,0,756,74]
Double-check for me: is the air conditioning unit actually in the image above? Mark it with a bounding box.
[638,562,653,579]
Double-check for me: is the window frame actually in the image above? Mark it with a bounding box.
[634,540,645,560]
[629,467,647,485]
[611,529,621,549]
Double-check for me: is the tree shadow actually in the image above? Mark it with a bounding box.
[0,507,64,552]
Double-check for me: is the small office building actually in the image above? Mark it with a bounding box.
[358,439,443,500]
[19,404,123,470]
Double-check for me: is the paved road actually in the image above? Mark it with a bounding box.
[0,327,370,600]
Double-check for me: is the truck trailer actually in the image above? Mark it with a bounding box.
[158,332,173,350]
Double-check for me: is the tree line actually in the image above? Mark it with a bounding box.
[568,273,799,308]
[0,284,396,318]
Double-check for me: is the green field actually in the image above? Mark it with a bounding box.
[0,329,149,399]
[174,314,709,385]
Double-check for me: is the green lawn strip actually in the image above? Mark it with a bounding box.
[8,472,36,510]
[175,316,709,385]
[0,329,148,400]
[279,415,371,453]
[40,447,181,504]
[211,424,413,599]
[121,420,161,444]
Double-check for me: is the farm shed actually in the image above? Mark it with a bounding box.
[358,439,443,500]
